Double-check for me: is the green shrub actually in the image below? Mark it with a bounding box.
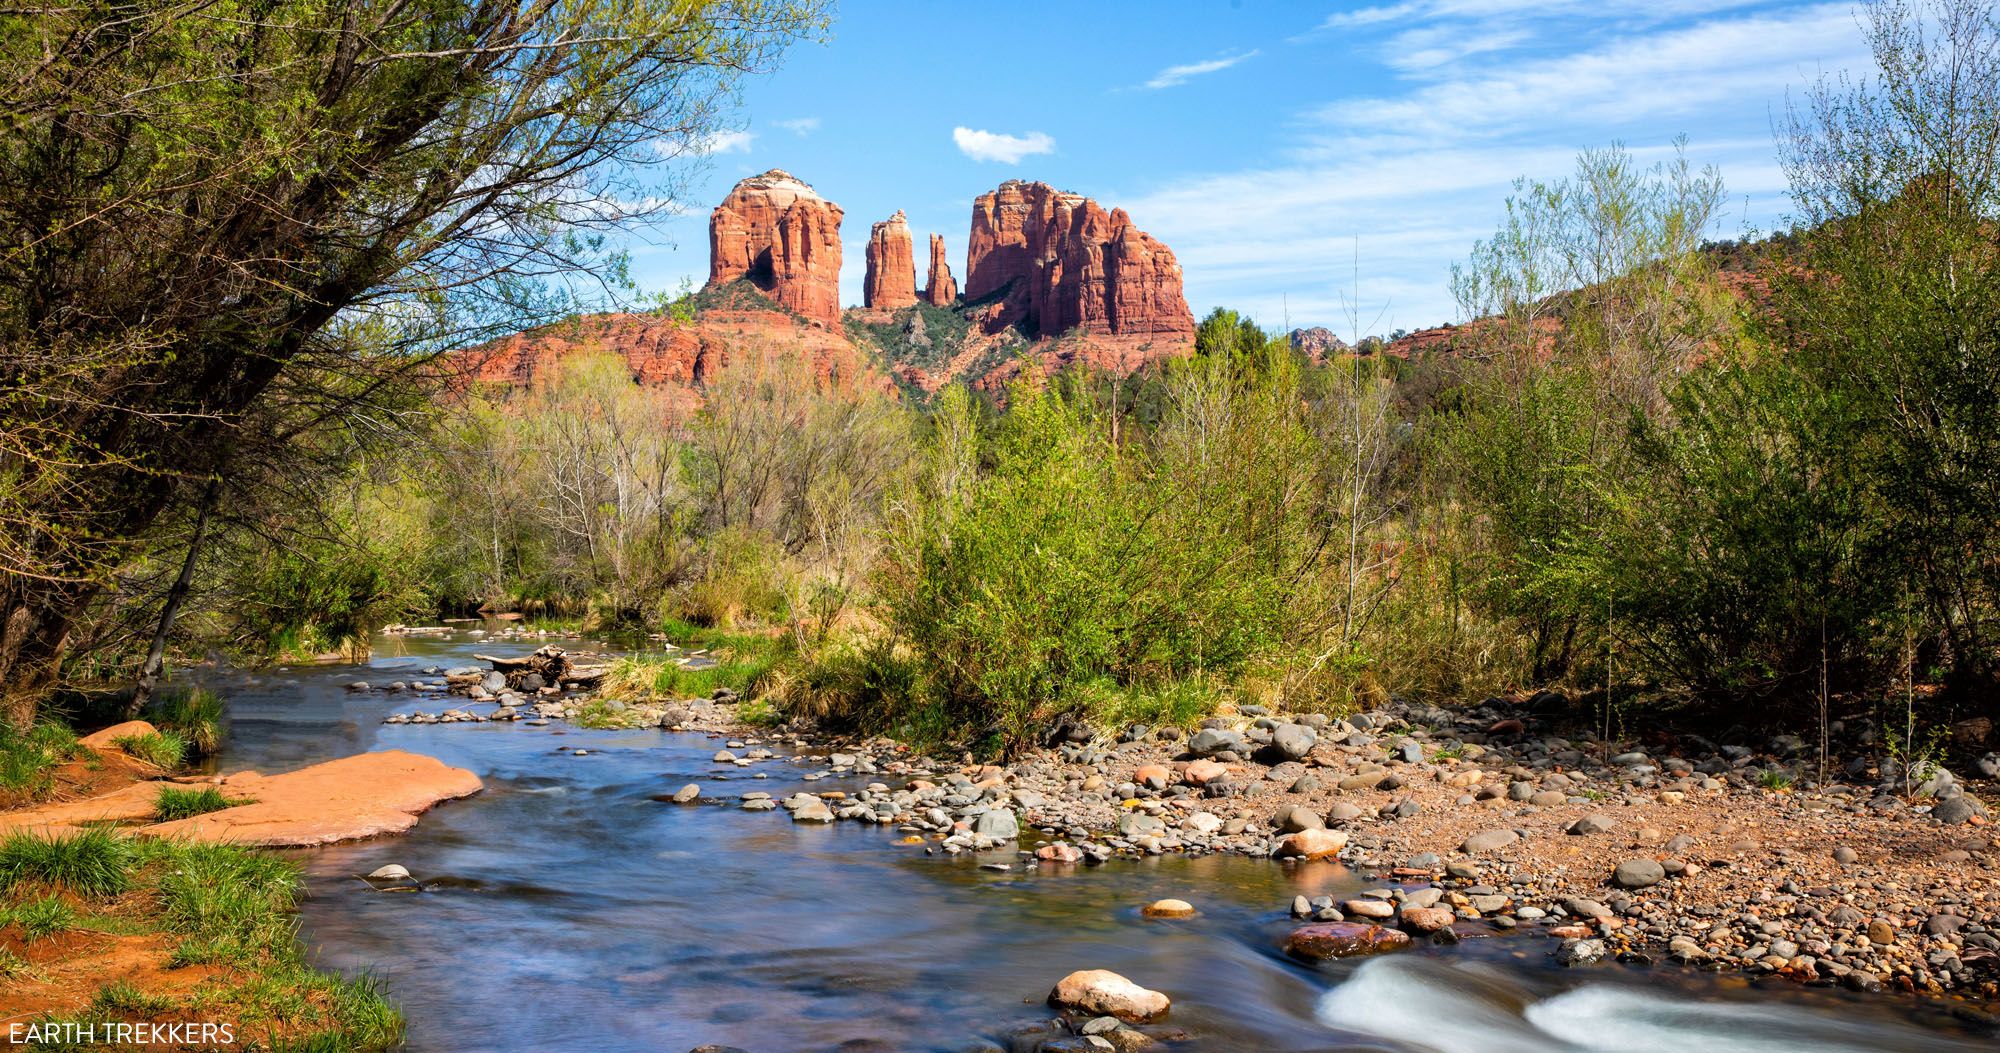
[0,828,136,896]
[111,730,187,770]
[153,785,248,822]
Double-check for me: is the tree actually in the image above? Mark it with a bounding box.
[1777,0,2000,696]
[1194,307,1270,364]
[0,0,827,725]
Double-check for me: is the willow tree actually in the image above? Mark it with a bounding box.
[0,0,827,725]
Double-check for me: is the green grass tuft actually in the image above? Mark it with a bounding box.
[9,894,78,942]
[147,686,224,756]
[111,730,187,770]
[0,828,136,896]
[0,721,80,799]
[153,785,249,822]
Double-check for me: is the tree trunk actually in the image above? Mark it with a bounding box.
[128,478,221,719]
[0,578,98,731]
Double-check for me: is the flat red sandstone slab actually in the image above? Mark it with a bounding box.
[0,749,482,847]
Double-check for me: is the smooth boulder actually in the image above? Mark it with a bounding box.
[1048,970,1171,1023]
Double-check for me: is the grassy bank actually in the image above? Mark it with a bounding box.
[0,827,402,1050]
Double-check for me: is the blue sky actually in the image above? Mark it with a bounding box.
[621,1,1873,335]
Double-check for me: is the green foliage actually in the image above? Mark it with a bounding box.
[7,895,77,943]
[0,722,79,799]
[112,730,187,771]
[0,828,136,897]
[1195,307,1273,364]
[153,785,249,822]
[146,686,224,756]
[868,365,1332,752]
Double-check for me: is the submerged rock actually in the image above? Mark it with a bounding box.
[1283,922,1411,960]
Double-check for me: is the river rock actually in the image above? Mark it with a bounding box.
[367,864,412,881]
[973,808,1020,840]
[1283,922,1411,960]
[1274,804,1324,832]
[1461,828,1519,854]
[1183,759,1229,785]
[1141,899,1195,918]
[1273,828,1347,861]
[1048,970,1171,1023]
[1272,724,1317,761]
[1037,843,1084,864]
[672,784,701,803]
[1612,858,1666,889]
[1399,906,1456,934]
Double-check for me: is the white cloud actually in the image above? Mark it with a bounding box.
[952,126,1057,164]
[1126,1,1866,332]
[703,130,755,154]
[1312,4,1860,143]
[774,117,820,136]
[1142,50,1261,90]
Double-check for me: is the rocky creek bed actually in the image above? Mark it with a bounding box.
[207,629,2000,1051]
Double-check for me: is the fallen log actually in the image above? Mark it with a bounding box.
[473,645,573,689]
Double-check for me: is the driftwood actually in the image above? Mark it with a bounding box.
[474,644,574,689]
[471,645,611,690]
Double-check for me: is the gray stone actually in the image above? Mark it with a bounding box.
[1612,858,1666,889]
[1273,724,1318,760]
[1461,828,1520,854]
[973,809,1020,840]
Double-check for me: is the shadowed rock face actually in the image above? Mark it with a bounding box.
[864,210,918,309]
[924,233,958,307]
[707,169,844,326]
[964,180,1194,345]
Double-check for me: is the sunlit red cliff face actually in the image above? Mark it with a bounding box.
[464,170,1198,400]
[963,180,1195,347]
[706,169,845,327]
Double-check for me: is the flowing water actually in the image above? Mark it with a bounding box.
[204,630,1996,1052]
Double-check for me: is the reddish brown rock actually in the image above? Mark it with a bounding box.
[1399,906,1457,934]
[924,233,958,306]
[77,720,160,751]
[708,169,844,326]
[863,211,919,309]
[1182,759,1230,786]
[1274,827,1348,861]
[0,749,482,847]
[964,180,1194,350]
[1283,922,1412,961]
[461,299,889,406]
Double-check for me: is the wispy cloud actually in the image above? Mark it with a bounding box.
[952,126,1056,164]
[1142,50,1260,90]
[774,117,820,136]
[1131,2,1865,331]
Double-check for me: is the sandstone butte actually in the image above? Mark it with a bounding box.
[708,168,844,327]
[461,171,1198,399]
[924,232,958,307]
[964,179,1195,352]
[0,745,483,847]
[863,210,918,309]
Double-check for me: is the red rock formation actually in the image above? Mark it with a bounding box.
[461,304,889,408]
[925,233,958,307]
[707,169,844,326]
[963,180,1194,349]
[863,210,918,309]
